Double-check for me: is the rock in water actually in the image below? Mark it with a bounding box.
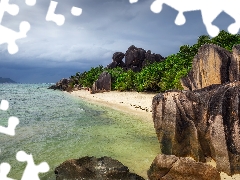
[147,154,220,180]
[55,156,144,180]
[152,82,240,176]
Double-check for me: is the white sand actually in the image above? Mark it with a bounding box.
[68,89,240,180]
[69,89,157,123]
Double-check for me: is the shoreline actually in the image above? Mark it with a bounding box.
[68,89,158,124]
[67,89,240,180]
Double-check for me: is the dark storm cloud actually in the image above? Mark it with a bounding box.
[0,0,236,83]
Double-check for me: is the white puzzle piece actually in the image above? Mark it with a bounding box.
[16,151,49,180]
[46,1,65,26]
[0,163,15,180]
[130,0,240,37]
[0,0,35,54]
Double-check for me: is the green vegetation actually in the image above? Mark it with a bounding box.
[69,30,240,92]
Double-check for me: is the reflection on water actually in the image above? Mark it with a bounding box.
[0,84,159,179]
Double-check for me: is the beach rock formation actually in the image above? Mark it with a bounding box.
[124,45,164,71]
[48,78,73,91]
[55,156,144,180]
[152,81,240,176]
[107,45,165,71]
[112,52,125,63]
[230,44,240,82]
[181,44,233,91]
[91,72,111,93]
[143,50,164,67]
[125,45,146,70]
[147,154,220,180]
[107,52,126,69]
[152,44,240,176]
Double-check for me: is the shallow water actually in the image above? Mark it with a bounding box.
[0,84,159,179]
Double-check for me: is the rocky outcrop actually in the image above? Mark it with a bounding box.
[125,45,146,70]
[91,72,111,93]
[107,45,164,71]
[107,52,126,69]
[152,79,240,176]
[152,44,240,176]
[48,78,72,91]
[230,44,240,82]
[55,156,144,180]
[124,45,164,71]
[181,44,232,91]
[143,50,164,67]
[148,154,220,180]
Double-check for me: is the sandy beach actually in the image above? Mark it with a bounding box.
[69,89,157,124]
[68,89,240,180]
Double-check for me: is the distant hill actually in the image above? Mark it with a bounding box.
[0,77,16,83]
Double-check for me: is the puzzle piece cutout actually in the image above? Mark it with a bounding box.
[16,151,49,180]
[129,0,138,4]
[0,116,19,136]
[0,100,9,111]
[25,0,36,6]
[0,0,35,54]
[145,0,240,37]
[71,6,82,16]
[0,129,16,179]
[0,100,19,136]
[0,163,15,180]
[0,21,30,54]
[46,0,82,26]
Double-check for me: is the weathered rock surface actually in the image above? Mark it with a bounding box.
[148,154,220,180]
[124,45,164,71]
[112,52,125,63]
[143,50,164,67]
[152,81,240,175]
[181,44,232,91]
[181,44,240,91]
[230,44,240,82]
[48,78,73,91]
[55,156,144,180]
[91,72,111,93]
[125,45,146,70]
[107,52,126,69]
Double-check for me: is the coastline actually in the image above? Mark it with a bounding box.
[68,89,158,124]
[68,89,240,180]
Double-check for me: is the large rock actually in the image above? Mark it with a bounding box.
[48,78,72,91]
[112,52,125,63]
[125,45,146,69]
[92,72,111,93]
[55,156,144,180]
[181,44,232,91]
[147,154,220,180]
[124,45,164,71]
[230,44,240,82]
[143,50,164,67]
[107,52,126,69]
[152,81,240,175]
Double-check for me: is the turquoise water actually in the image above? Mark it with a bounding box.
[0,84,159,179]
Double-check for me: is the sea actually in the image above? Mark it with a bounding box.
[0,83,160,179]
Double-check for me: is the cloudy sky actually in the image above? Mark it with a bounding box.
[0,0,235,83]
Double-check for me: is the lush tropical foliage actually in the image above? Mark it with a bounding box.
[69,30,240,92]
